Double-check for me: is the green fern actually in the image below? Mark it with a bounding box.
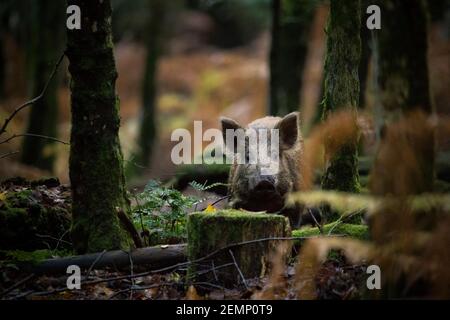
[189,180,228,192]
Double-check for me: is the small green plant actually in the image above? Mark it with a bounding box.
[132,180,198,245]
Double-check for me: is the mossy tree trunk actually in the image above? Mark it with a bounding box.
[66,0,133,253]
[321,0,361,192]
[21,0,65,171]
[129,0,165,176]
[374,0,434,193]
[269,0,317,116]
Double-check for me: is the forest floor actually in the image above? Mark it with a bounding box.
[0,178,367,300]
[1,256,367,300]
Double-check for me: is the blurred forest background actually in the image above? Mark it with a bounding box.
[1,0,450,300]
[1,0,447,186]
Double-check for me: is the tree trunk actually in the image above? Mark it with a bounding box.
[21,0,64,171]
[374,0,434,193]
[66,0,133,253]
[187,210,291,287]
[376,0,432,114]
[129,0,165,176]
[359,0,371,109]
[269,0,316,116]
[321,0,361,193]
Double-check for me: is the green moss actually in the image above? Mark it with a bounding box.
[66,0,133,253]
[187,210,291,286]
[0,189,71,250]
[292,222,369,245]
[321,0,361,193]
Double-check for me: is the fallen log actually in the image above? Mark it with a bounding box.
[31,244,187,275]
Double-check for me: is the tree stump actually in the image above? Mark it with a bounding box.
[187,210,291,287]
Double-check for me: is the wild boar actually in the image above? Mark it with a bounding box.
[220,112,304,227]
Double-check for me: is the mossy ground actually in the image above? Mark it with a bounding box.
[0,180,71,251]
[292,222,369,244]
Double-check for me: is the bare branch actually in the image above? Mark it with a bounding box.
[229,249,248,290]
[0,133,69,145]
[0,151,19,160]
[0,53,65,136]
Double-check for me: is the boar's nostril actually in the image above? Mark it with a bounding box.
[254,180,275,192]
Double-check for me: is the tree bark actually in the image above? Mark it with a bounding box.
[374,0,434,193]
[269,0,316,116]
[187,211,291,287]
[0,34,4,99]
[321,0,361,193]
[359,0,371,109]
[21,0,64,171]
[66,0,133,253]
[129,0,165,176]
[376,0,432,114]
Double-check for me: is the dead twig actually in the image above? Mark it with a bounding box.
[0,133,69,145]
[0,274,36,298]
[0,151,19,160]
[127,249,134,300]
[86,250,107,279]
[0,53,65,136]
[309,208,324,234]
[108,282,174,300]
[54,230,71,252]
[191,282,226,291]
[35,233,72,247]
[229,249,248,290]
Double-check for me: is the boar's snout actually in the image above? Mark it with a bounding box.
[253,179,275,193]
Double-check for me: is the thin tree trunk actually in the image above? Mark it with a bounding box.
[21,0,64,171]
[131,0,165,175]
[374,0,434,193]
[321,0,361,192]
[359,0,371,109]
[66,0,133,253]
[377,0,432,113]
[269,0,316,116]
[0,35,4,99]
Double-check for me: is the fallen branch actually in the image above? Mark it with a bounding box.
[0,274,36,297]
[0,133,69,145]
[0,151,19,160]
[32,244,187,275]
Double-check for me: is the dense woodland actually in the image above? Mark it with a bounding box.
[0,0,450,300]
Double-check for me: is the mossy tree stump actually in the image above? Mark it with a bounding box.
[187,210,291,287]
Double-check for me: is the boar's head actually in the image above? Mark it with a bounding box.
[220,112,303,216]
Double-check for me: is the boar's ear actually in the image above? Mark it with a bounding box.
[276,112,299,150]
[220,116,243,153]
